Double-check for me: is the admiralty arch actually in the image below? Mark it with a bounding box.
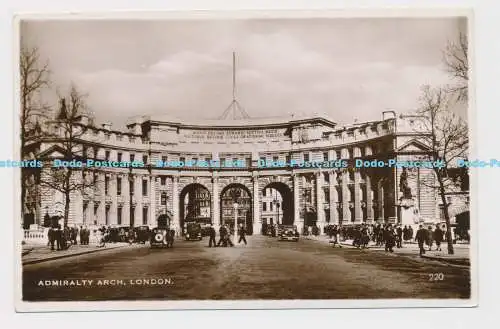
[23,111,438,235]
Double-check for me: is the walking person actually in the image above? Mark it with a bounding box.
[426,225,434,251]
[384,225,395,252]
[217,225,227,247]
[237,224,247,245]
[433,224,444,251]
[208,224,217,247]
[396,225,403,248]
[415,224,427,256]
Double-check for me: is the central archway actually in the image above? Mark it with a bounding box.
[261,182,294,228]
[179,183,211,234]
[220,183,253,235]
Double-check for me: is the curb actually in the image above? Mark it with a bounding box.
[420,255,470,266]
[22,244,129,266]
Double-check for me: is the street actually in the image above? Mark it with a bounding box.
[22,235,470,301]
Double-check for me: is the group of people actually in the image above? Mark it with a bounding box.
[47,225,79,251]
[415,224,446,255]
[206,224,247,248]
[326,223,447,256]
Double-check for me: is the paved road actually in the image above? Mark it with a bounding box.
[22,235,470,301]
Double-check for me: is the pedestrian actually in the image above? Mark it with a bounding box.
[238,224,247,245]
[384,225,395,252]
[415,224,427,256]
[208,224,216,247]
[433,224,444,251]
[225,225,234,247]
[48,227,55,250]
[217,225,227,247]
[426,225,434,251]
[396,225,403,248]
[403,225,409,242]
[408,225,414,241]
[55,225,62,251]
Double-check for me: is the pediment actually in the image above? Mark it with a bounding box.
[36,145,67,159]
[397,139,431,153]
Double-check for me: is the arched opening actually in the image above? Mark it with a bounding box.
[261,182,294,232]
[179,183,211,235]
[220,183,253,235]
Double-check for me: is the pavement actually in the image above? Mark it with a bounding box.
[304,236,470,266]
[21,242,133,265]
[22,235,471,301]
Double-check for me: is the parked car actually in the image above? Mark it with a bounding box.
[133,225,150,244]
[184,222,202,241]
[278,224,299,242]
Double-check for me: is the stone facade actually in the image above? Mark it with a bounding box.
[22,112,443,234]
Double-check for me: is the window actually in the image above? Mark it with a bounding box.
[260,156,266,163]
[263,189,266,197]
[336,150,341,159]
[180,157,185,163]
[161,156,168,163]
[263,202,267,211]
[160,176,166,185]
[105,133,110,140]
[246,158,251,167]
[130,178,134,195]
[117,135,123,141]
[130,154,135,162]
[117,177,122,196]
[143,207,148,225]
[117,152,122,162]
[273,156,278,162]
[323,152,329,161]
[143,155,148,164]
[270,202,273,211]
[105,150,110,161]
[142,179,148,196]
[161,192,167,206]
[117,207,122,225]
[286,155,291,164]
[220,157,226,166]
[304,153,310,162]
[105,176,109,195]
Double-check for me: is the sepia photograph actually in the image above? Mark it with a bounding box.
[15,11,474,311]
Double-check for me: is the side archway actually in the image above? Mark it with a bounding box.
[261,182,294,227]
[179,183,211,234]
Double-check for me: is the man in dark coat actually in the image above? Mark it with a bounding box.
[415,224,427,256]
[433,224,444,251]
[208,224,216,247]
[396,225,403,248]
[55,225,63,251]
[237,224,247,245]
[384,225,395,252]
[217,225,227,247]
[48,227,55,250]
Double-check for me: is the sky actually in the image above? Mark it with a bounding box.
[20,17,467,129]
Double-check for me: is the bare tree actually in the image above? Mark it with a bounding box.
[20,46,51,222]
[444,33,468,102]
[416,85,468,255]
[40,84,96,228]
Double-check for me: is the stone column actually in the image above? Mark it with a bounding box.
[354,169,362,223]
[172,176,180,234]
[135,175,143,225]
[342,170,350,224]
[378,179,385,222]
[99,173,106,225]
[110,174,117,225]
[366,172,374,223]
[293,173,302,233]
[212,175,220,228]
[252,173,260,234]
[329,171,338,225]
[315,171,325,234]
[123,174,130,226]
[150,176,156,226]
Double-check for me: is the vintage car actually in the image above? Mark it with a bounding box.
[150,214,174,248]
[133,225,150,244]
[277,224,299,241]
[184,222,202,241]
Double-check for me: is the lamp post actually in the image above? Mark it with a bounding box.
[233,202,238,243]
[272,196,280,225]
